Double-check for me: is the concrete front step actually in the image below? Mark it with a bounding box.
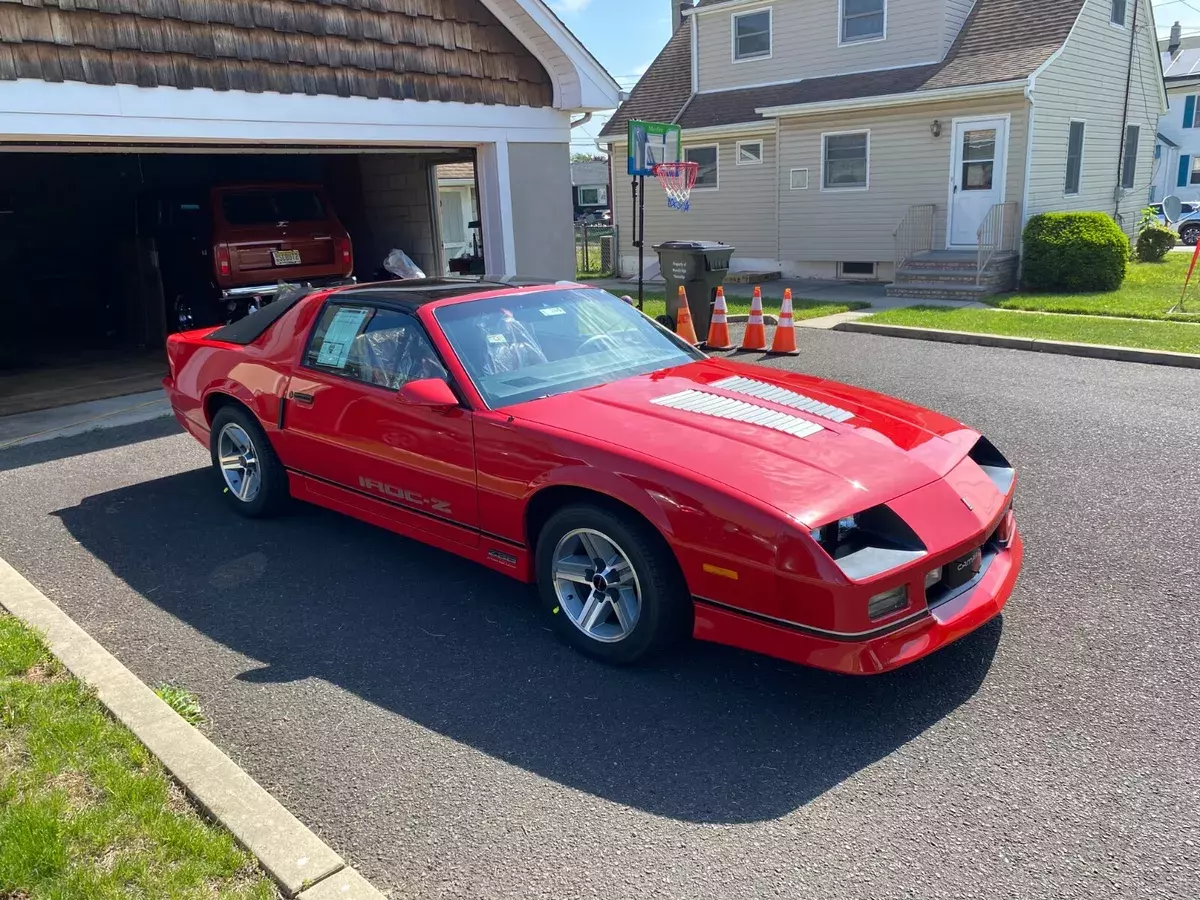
[896,268,1005,286]
[885,281,995,301]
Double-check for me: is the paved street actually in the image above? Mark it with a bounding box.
[1,331,1198,899]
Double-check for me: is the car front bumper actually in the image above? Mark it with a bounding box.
[693,530,1023,675]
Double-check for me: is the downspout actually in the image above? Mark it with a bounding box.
[1114,0,1141,224]
[571,112,593,130]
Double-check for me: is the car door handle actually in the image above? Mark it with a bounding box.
[289,391,314,405]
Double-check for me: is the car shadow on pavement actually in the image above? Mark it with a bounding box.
[54,468,1002,826]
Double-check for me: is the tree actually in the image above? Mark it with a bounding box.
[571,152,607,163]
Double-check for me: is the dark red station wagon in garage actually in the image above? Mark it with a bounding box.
[164,279,1022,675]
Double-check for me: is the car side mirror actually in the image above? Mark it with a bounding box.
[398,378,458,409]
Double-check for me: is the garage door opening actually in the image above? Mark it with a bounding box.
[0,148,479,416]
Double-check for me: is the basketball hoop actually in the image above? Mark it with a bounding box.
[654,162,699,212]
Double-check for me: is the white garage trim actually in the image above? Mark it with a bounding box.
[476,141,519,276]
[0,80,572,146]
[480,0,622,110]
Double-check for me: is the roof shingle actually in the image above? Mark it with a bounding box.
[600,0,1084,138]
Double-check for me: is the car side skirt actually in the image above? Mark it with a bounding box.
[286,470,534,582]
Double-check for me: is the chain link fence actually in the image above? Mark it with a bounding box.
[575,223,617,278]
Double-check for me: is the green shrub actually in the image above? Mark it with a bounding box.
[1134,224,1177,262]
[1021,212,1130,292]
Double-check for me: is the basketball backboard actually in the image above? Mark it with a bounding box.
[628,120,682,177]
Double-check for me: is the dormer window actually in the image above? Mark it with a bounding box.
[840,0,886,44]
[733,9,772,62]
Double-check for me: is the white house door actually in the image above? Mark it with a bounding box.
[949,117,1008,247]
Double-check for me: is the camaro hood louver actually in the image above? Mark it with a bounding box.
[651,390,825,439]
[711,376,855,423]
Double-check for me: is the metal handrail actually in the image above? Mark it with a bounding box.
[894,204,936,272]
[977,202,1019,285]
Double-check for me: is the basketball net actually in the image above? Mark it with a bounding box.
[653,162,699,212]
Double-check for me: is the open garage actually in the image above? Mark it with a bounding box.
[0,148,478,414]
[0,0,619,414]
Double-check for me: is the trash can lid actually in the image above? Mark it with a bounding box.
[653,240,733,251]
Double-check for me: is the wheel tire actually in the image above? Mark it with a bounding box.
[535,503,691,665]
[209,405,289,519]
[1182,225,1200,246]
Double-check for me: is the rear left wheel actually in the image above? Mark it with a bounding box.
[209,406,289,518]
[535,504,691,665]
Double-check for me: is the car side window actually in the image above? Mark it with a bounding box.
[304,304,447,391]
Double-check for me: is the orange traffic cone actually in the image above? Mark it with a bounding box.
[705,287,733,350]
[740,286,767,351]
[674,286,700,344]
[769,289,800,355]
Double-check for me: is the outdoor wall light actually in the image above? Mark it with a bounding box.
[930,120,942,138]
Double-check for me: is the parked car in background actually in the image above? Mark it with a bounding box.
[148,183,356,330]
[1150,201,1200,245]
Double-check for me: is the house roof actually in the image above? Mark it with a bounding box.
[600,0,1084,138]
[438,163,477,181]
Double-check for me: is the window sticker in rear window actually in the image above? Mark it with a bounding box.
[316,307,371,369]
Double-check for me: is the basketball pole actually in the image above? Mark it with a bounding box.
[636,174,646,310]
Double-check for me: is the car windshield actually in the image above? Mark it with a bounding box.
[221,189,326,225]
[434,288,703,408]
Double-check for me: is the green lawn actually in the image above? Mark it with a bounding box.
[0,614,277,899]
[631,293,867,322]
[864,306,1200,355]
[997,255,1200,321]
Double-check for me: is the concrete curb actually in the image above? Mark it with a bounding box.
[0,556,385,900]
[834,321,1200,369]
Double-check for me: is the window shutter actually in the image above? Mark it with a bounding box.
[1180,155,1192,188]
[1186,96,1197,129]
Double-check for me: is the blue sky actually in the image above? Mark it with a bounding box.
[556,0,1195,156]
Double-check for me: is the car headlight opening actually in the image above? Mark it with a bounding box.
[868,585,910,621]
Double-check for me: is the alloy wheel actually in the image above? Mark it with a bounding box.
[552,528,643,643]
[217,423,261,503]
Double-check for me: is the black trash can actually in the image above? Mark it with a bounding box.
[653,241,735,340]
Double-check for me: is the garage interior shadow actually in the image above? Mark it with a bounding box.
[54,468,1002,825]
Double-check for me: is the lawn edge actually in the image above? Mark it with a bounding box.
[834,321,1200,369]
[0,554,386,900]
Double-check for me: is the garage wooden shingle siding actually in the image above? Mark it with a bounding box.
[0,0,552,106]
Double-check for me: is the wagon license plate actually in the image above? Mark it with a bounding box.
[272,250,302,266]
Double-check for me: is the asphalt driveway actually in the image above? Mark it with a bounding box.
[1,330,1197,899]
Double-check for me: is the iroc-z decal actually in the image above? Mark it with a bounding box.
[359,477,452,515]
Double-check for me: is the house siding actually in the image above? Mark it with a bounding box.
[1152,84,1200,202]
[943,0,977,56]
[509,142,576,280]
[694,0,946,94]
[777,95,1027,266]
[613,131,780,271]
[1024,0,1164,234]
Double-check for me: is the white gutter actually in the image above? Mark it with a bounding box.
[684,0,774,16]
[755,80,1026,119]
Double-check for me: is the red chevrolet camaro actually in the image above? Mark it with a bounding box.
[163,279,1022,675]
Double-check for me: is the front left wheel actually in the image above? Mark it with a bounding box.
[535,503,691,665]
[209,406,289,518]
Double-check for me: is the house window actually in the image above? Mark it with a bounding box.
[841,0,885,44]
[790,168,809,190]
[578,186,608,206]
[822,131,869,190]
[1120,124,1140,189]
[737,140,764,165]
[685,145,719,190]
[1184,95,1199,128]
[840,261,876,277]
[1064,121,1085,195]
[1110,0,1126,26]
[733,9,772,61]
[1190,156,1200,186]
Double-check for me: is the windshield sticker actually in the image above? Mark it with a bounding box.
[486,334,508,344]
[539,307,567,317]
[317,307,371,369]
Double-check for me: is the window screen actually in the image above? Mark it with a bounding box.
[685,146,719,189]
[1121,125,1140,190]
[824,133,869,189]
[842,0,885,42]
[734,10,771,59]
